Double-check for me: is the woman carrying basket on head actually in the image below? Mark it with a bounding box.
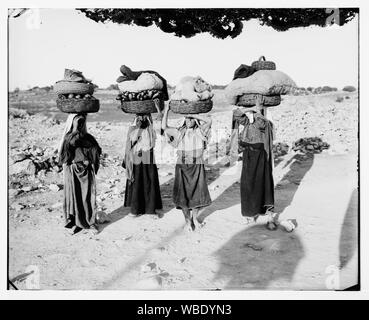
[122,109,163,217]
[161,103,212,231]
[58,113,102,235]
[229,95,277,229]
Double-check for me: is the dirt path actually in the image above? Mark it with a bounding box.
[9,150,358,290]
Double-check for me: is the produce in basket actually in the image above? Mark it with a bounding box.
[56,95,100,113]
[54,69,99,113]
[116,89,164,102]
[171,76,213,102]
[115,71,167,111]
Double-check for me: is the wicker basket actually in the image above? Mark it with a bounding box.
[56,98,100,113]
[120,99,164,114]
[54,81,95,95]
[237,94,281,107]
[169,100,213,114]
[251,56,276,71]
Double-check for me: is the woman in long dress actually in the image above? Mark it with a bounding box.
[229,97,277,229]
[123,114,163,216]
[161,103,212,231]
[58,113,102,234]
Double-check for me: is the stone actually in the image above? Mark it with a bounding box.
[9,189,20,198]
[22,186,35,192]
[49,184,60,192]
[11,203,25,211]
[51,202,63,209]
[26,161,37,175]
[11,153,29,164]
[134,277,161,290]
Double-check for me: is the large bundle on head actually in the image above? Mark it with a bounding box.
[169,76,214,114]
[54,69,100,113]
[116,65,168,114]
[225,69,296,107]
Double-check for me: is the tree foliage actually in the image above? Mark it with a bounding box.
[77,8,358,39]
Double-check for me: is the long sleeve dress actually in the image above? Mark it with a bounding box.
[165,125,212,210]
[231,109,275,217]
[123,124,162,215]
[62,132,101,229]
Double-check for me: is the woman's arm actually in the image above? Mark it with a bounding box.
[161,103,180,144]
[161,102,178,134]
[153,98,163,121]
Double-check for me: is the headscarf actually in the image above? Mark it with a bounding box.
[124,114,156,182]
[58,113,88,164]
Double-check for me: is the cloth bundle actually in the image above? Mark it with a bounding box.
[225,70,296,105]
[171,76,214,102]
[116,65,169,102]
[118,73,163,93]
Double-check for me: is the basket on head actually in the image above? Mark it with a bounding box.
[56,98,100,113]
[251,56,276,71]
[120,100,164,114]
[54,81,95,95]
[237,94,281,107]
[169,100,213,114]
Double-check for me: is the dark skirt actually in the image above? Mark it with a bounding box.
[240,142,274,217]
[63,163,97,229]
[173,163,212,210]
[124,163,163,215]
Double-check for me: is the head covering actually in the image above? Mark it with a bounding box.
[124,114,156,182]
[58,114,87,163]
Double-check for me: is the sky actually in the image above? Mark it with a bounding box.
[8,8,358,91]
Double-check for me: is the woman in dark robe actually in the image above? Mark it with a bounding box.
[161,103,212,231]
[229,96,277,230]
[123,114,163,217]
[58,113,102,234]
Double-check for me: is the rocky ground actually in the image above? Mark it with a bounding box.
[8,91,359,290]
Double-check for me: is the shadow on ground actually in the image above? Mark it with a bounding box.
[274,153,315,216]
[213,224,305,289]
[339,188,359,270]
[99,165,224,233]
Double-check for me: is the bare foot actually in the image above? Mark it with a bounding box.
[183,221,193,232]
[192,217,204,230]
[244,216,256,225]
[89,224,100,235]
